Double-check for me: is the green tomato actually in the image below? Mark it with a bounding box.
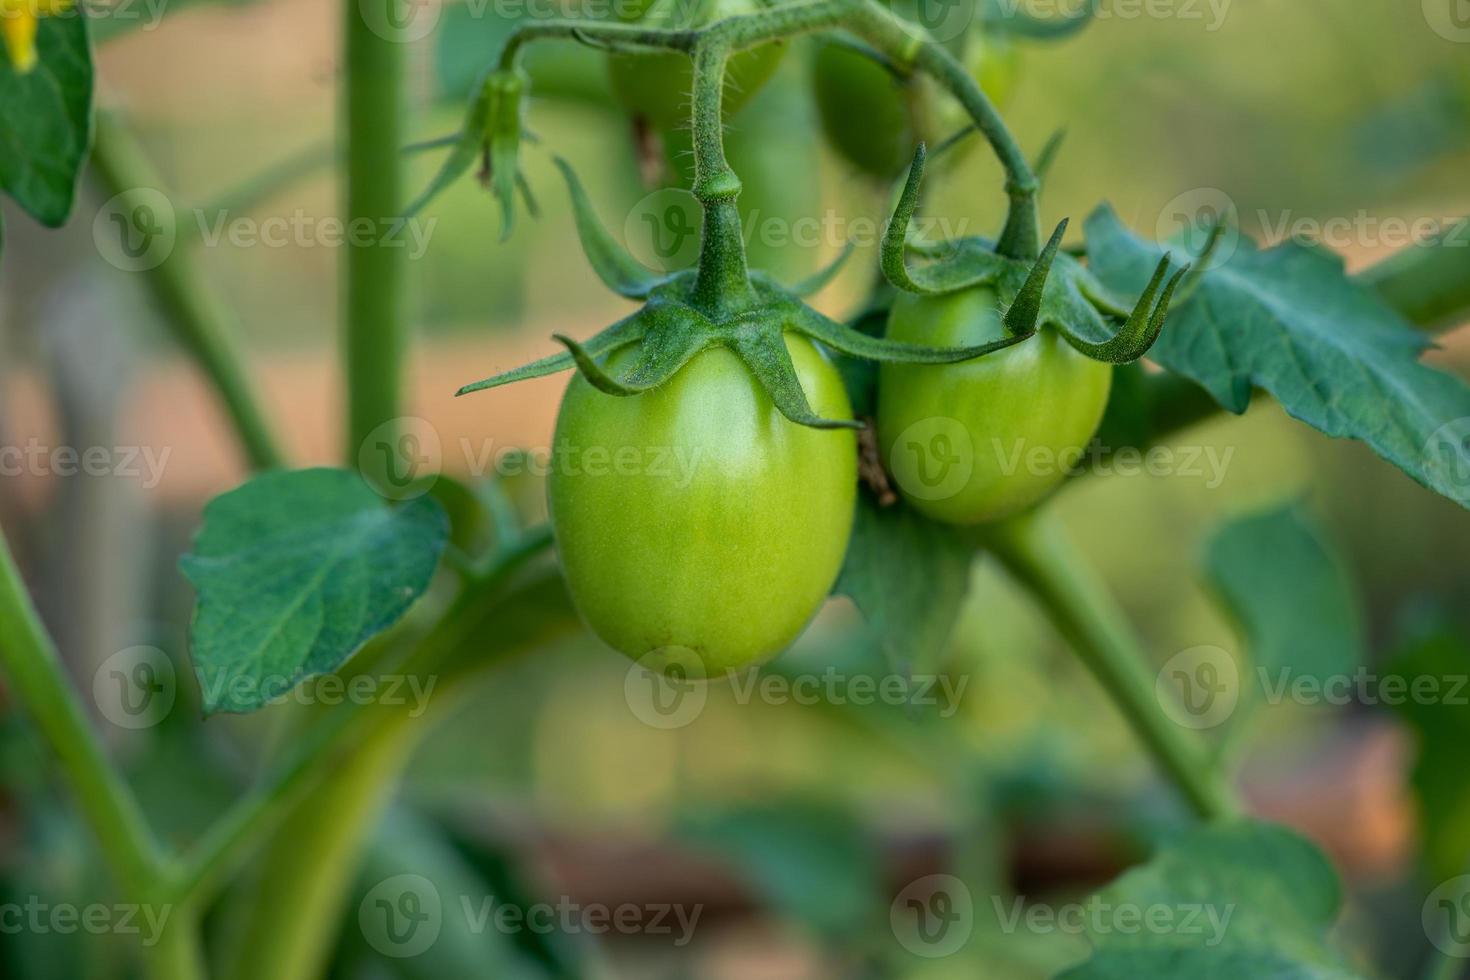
[812,31,1022,179]
[549,335,857,675]
[877,286,1111,524]
[607,0,786,131]
[810,40,916,180]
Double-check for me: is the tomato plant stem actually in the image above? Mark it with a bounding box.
[985,514,1240,822]
[343,0,409,473]
[0,533,206,978]
[90,113,286,472]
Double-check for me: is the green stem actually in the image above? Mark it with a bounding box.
[688,40,756,313]
[90,113,286,472]
[343,0,410,471]
[0,534,206,978]
[169,526,554,907]
[985,514,1240,822]
[0,535,161,893]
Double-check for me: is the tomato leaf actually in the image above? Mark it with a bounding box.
[1085,206,1470,509]
[1058,821,1362,979]
[1202,502,1365,721]
[0,13,93,227]
[834,493,973,675]
[180,468,449,715]
[1384,627,1470,884]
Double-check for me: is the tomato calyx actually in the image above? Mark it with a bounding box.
[881,144,1191,365]
[408,68,530,239]
[456,158,1039,430]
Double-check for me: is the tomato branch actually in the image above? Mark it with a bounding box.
[984,513,1241,822]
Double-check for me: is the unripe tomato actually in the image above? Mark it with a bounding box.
[812,30,1022,179]
[607,0,786,131]
[549,336,857,674]
[878,286,1111,524]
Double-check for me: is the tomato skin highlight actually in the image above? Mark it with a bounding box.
[549,335,857,674]
[878,286,1112,524]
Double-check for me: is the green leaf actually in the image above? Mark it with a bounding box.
[1203,503,1364,703]
[180,468,449,714]
[834,492,974,675]
[0,13,92,227]
[1059,821,1362,979]
[1085,206,1470,509]
[1384,627,1470,884]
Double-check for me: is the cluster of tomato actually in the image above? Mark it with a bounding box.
[487,1,1110,676]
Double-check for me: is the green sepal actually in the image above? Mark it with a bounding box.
[406,68,527,238]
[1057,255,1188,364]
[455,311,646,395]
[788,303,1032,365]
[553,156,666,299]
[730,322,864,431]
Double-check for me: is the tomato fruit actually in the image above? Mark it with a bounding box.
[878,286,1112,524]
[812,30,1022,179]
[607,0,786,131]
[549,335,857,674]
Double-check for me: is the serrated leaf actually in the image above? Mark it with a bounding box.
[0,13,92,226]
[1203,503,1364,709]
[834,493,974,675]
[1085,206,1470,509]
[1384,628,1470,884]
[1059,821,1362,980]
[180,468,448,714]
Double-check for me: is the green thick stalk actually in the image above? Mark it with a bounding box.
[688,40,757,313]
[90,114,285,472]
[0,534,206,979]
[986,514,1240,822]
[343,0,409,472]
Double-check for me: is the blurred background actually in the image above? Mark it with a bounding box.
[2,0,1469,976]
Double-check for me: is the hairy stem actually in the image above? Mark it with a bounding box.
[688,40,757,313]
[343,0,410,472]
[985,514,1240,822]
[90,114,285,471]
